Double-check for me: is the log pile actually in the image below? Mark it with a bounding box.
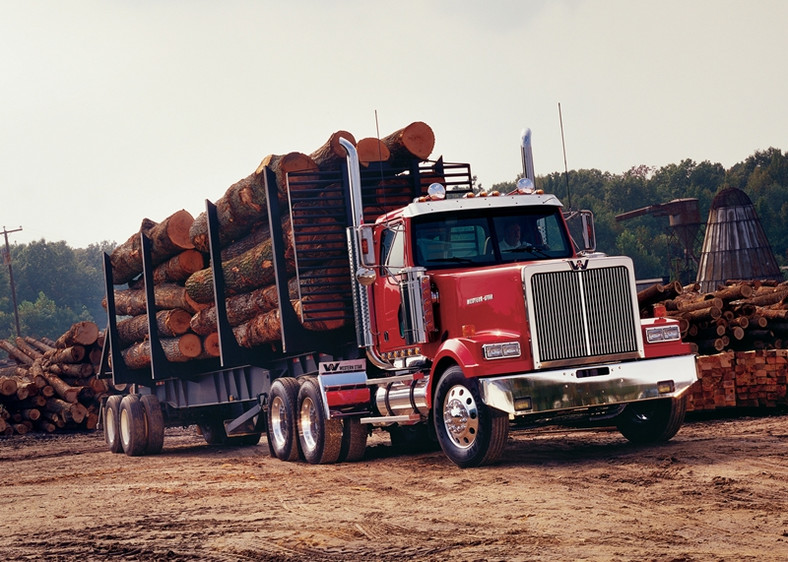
[639,279,788,412]
[105,122,436,361]
[0,322,110,436]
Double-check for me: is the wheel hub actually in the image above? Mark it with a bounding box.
[442,385,479,449]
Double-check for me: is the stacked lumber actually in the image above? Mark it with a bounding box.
[0,321,110,436]
[639,279,788,355]
[106,122,435,358]
[687,350,788,411]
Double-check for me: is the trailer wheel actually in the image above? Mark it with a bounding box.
[297,378,342,464]
[140,394,165,454]
[267,377,301,461]
[616,396,687,444]
[339,418,368,462]
[433,366,509,468]
[198,419,227,445]
[103,395,123,454]
[119,395,147,456]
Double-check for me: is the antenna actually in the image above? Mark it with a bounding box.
[558,102,572,210]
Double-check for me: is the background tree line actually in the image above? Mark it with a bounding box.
[494,147,788,284]
[2,146,787,351]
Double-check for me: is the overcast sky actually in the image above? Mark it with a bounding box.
[1,0,786,248]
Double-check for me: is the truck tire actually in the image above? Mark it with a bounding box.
[297,378,342,464]
[339,418,367,462]
[119,395,147,456]
[267,377,301,461]
[433,366,509,468]
[103,395,123,454]
[140,394,165,454]
[616,395,687,444]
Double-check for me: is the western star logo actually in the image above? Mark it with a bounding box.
[466,293,493,305]
[569,259,589,271]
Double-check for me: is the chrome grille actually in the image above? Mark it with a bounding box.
[527,259,641,368]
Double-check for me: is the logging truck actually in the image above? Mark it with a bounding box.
[99,129,698,468]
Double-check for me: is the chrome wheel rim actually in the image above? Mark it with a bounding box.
[270,395,288,448]
[299,397,318,452]
[442,385,479,449]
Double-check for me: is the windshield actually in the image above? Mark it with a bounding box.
[412,206,573,268]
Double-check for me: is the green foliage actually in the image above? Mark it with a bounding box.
[531,148,788,282]
[0,239,115,346]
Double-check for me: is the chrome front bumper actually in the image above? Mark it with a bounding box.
[479,354,698,416]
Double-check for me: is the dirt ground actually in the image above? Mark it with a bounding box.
[1,411,787,562]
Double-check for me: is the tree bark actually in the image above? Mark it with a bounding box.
[189,283,282,335]
[0,340,34,365]
[54,321,99,348]
[381,121,435,163]
[108,283,200,317]
[121,334,202,369]
[44,345,86,364]
[233,309,282,348]
[152,249,205,285]
[116,308,192,347]
[309,130,356,170]
[189,172,269,253]
[110,210,195,285]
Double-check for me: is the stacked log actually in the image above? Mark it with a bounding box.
[639,279,788,355]
[639,279,788,412]
[0,321,110,436]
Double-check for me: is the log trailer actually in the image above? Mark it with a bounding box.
[99,130,698,467]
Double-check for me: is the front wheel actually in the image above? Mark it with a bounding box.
[616,396,687,444]
[433,366,509,468]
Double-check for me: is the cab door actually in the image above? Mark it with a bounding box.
[372,221,407,353]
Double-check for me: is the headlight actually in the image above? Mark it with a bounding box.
[483,341,521,360]
[645,324,681,344]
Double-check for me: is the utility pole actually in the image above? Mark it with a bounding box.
[1,226,22,337]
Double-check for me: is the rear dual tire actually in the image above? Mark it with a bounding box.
[105,394,165,456]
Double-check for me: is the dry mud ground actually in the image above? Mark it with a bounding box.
[1,412,787,562]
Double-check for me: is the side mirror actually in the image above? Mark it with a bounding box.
[357,225,377,267]
[564,210,597,254]
[579,210,596,253]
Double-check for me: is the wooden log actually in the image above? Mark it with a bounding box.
[48,362,94,379]
[121,334,202,369]
[679,306,722,323]
[54,321,99,348]
[110,210,195,284]
[201,333,220,358]
[357,137,391,167]
[714,283,754,302]
[107,283,200,317]
[116,308,192,347]
[45,397,87,424]
[309,130,356,170]
[233,308,282,348]
[44,345,86,364]
[0,340,34,365]
[0,376,18,396]
[381,121,435,163]
[189,283,282,335]
[189,171,270,253]
[152,249,205,285]
[185,237,283,304]
[23,337,55,356]
[257,151,319,199]
[676,297,724,313]
[21,408,40,422]
[38,364,80,403]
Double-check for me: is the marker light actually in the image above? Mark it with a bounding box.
[427,182,446,200]
[515,177,535,194]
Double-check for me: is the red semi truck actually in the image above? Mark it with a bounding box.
[100,130,698,468]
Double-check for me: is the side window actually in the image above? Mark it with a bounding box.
[380,225,405,275]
